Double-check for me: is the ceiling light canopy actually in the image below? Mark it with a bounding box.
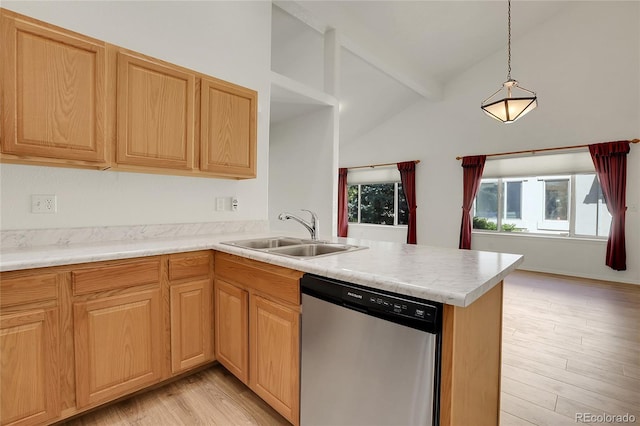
[481,0,537,123]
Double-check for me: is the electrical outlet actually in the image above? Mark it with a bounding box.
[31,195,57,214]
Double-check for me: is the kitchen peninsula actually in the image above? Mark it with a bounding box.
[0,228,523,426]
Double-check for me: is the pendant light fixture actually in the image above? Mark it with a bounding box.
[481,0,537,123]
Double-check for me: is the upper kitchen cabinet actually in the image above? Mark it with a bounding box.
[0,8,259,179]
[115,51,195,171]
[200,77,257,178]
[0,9,109,168]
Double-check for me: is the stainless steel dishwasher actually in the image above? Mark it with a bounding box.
[300,274,442,426]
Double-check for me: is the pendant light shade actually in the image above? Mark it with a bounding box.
[481,0,537,123]
[482,80,537,123]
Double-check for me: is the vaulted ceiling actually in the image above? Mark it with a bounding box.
[297,1,572,85]
[271,1,576,144]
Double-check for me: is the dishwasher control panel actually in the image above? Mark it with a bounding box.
[343,287,438,324]
[301,273,442,333]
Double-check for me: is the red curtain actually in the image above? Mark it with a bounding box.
[337,168,349,237]
[589,141,631,271]
[397,161,417,244]
[459,155,486,249]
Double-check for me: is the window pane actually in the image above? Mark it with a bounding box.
[504,181,522,219]
[397,183,409,225]
[575,174,611,237]
[505,177,535,233]
[544,179,569,221]
[474,181,498,230]
[360,183,394,225]
[347,185,359,223]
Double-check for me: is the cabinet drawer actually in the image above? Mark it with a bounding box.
[168,253,211,282]
[72,258,160,295]
[0,272,58,308]
[214,253,301,305]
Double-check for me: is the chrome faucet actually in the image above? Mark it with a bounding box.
[278,209,320,240]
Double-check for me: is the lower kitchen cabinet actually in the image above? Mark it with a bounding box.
[250,295,299,423]
[73,288,163,408]
[168,251,214,374]
[0,251,216,425]
[0,271,61,426]
[170,280,213,373]
[0,250,306,425]
[214,279,249,383]
[0,308,60,426]
[214,252,303,425]
[71,257,164,409]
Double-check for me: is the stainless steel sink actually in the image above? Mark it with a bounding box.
[221,237,305,249]
[220,237,366,259]
[266,243,351,257]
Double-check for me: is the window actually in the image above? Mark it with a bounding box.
[473,173,610,237]
[348,182,408,226]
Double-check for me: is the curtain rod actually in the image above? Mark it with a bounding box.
[455,139,639,161]
[347,160,420,170]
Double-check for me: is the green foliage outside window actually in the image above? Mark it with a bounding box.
[348,183,408,226]
[473,217,497,230]
[347,185,359,222]
[360,183,395,225]
[473,217,517,232]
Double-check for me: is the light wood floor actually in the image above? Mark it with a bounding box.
[60,366,289,426]
[61,270,639,426]
[500,270,640,425]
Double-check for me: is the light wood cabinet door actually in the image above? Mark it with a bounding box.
[116,51,195,170]
[200,78,257,178]
[170,279,214,374]
[0,10,108,165]
[73,288,162,408]
[250,295,299,424]
[0,308,60,426]
[214,280,248,384]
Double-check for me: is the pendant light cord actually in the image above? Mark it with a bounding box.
[507,0,512,81]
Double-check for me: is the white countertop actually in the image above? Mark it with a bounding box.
[0,232,523,307]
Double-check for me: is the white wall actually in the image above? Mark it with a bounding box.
[269,107,337,239]
[347,224,407,243]
[271,4,324,91]
[0,1,272,230]
[340,1,640,284]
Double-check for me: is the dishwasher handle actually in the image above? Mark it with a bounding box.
[342,301,368,315]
